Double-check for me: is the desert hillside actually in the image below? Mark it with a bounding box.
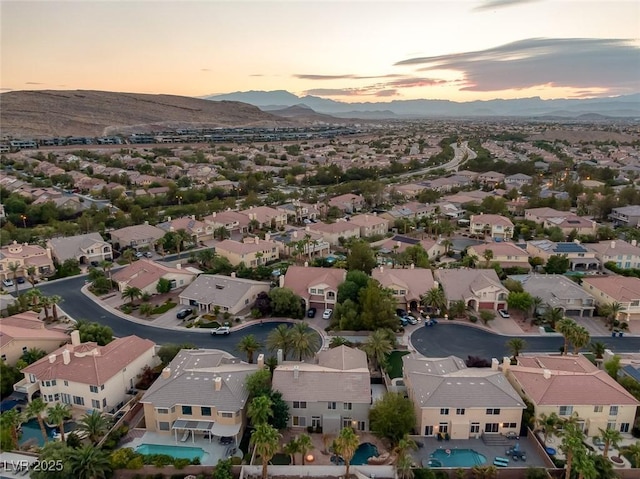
[0,90,297,138]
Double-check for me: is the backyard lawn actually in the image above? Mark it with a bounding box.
[385,350,409,379]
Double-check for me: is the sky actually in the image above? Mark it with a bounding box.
[1,0,639,103]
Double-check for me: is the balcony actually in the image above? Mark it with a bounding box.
[14,378,40,398]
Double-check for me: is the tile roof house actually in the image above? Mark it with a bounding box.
[348,214,389,238]
[378,235,444,260]
[306,220,361,246]
[403,354,525,439]
[179,274,270,315]
[0,241,54,283]
[272,346,371,434]
[47,233,113,265]
[18,332,157,412]
[469,214,514,241]
[141,349,260,443]
[111,259,196,295]
[435,269,508,312]
[157,216,214,243]
[504,173,533,190]
[503,354,639,435]
[586,239,640,270]
[327,193,365,214]
[526,240,599,271]
[203,210,251,236]
[281,265,346,310]
[609,205,640,228]
[0,312,70,366]
[268,228,330,259]
[513,273,595,317]
[109,224,166,250]
[276,201,320,222]
[372,265,436,311]
[582,276,640,322]
[215,238,279,267]
[467,242,531,270]
[478,171,506,186]
[524,208,597,236]
[239,206,287,229]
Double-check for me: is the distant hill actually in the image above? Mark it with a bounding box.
[206,90,640,119]
[0,90,297,138]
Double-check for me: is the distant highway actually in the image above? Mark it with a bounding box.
[394,141,477,180]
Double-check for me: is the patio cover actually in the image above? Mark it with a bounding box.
[211,422,241,437]
[172,419,215,432]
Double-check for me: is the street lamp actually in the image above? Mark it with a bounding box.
[177,195,183,205]
[20,215,27,228]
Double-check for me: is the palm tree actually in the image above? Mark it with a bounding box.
[589,341,607,363]
[0,409,24,449]
[49,295,62,321]
[556,317,577,355]
[77,410,111,445]
[396,454,414,479]
[620,441,640,468]
[250,423,281,479]
[197,249,216,269]
[530,296,543,318]
[597,427,622,459]
[26,265,37,290]
[573,448,597,479]
[461,253,478,268]
[441,239,453,255]
[283,437,300,465]
[362,329,393,372]
[47,403,71,442]
[237,334,262,364]
[8,262,20,294]
[139,302,153,317]
[26,397,49,444]
[21,347,46,365]
[247,395,273,427]
[99,260,113,291]
[123,249,136,265]
[482,249,494,268]
[536,412,562,446]
[329,337,351,348]
[602,301,623,326]
[264,356,278,375]
[266,324,292,361]
[470,465,498,479]
[24,288,43,309]
[542,306,564,330]
[40,295,52,320]
[289,323,320,361]
[421,287,447,314]
[214,226,229,241]
[448,300,467,319]
[394,435,417,463]
[121,286,142,305]
[67,444,112,479]
[506,338,527,361]
[297,433,313,465]
[570,325,590,355]
[559,422,586,479]
[334,427,359,479]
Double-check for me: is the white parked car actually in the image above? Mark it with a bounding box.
[2,279,14,288]
[322,309,333,320]
[210,326,231,335]
[498,309,510,318]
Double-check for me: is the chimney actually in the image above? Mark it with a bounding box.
[176,263,181,269]
[215,376,222,391]
[62,349,71,365]
[293,365,299,380]
[144,220,149,225]
[305,226,310,232]
[212,212,217,218]
[162,367,171,379]
[503,357,511,370]
[379,265,383,273]
[191,215,196,220]
[48,354,56,364]
[543,369,552,380]
[491,358,499,370]
[71,330,81,346]
[410,263,415,270]
[611,241,616,249]
[254,236,259,244]
[231,272,236,278]
[293,231,298,239]
[304,261,308,267]
[278,275,285,288]
[167,216,171,222]
[257,354,265,369]
[277,349,283,364]
[265,233,270,241]
[631,239,637,247]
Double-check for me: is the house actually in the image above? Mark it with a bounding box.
[111,259,196,295]
[526,240,599,271]
[179,274,270,315]
[469,214,514,241]
[327,193,365,213]
[609,205,640,227]
[47,233,113,265]
[503,354,639,435]
[239,206,287,229]
[268,228,330,259]
[203,211,250,236]
[378,235,444,261]
[587,239,640,270]
[0,312,70,365]
[348,214,389,238]
[504,173,533,190]
[110,224,166,251]
[17,332,157,413]
[141,349,259,443]
[582,276,640,322]
[0,241,54,283]
[524,208,597,237]
[306,221,361,246]
[403,354,525,439]
[157,216,214,244]
[478,171,505,186]
[379,202,436,223]
[214,238,279,267]
[435,269,508,312]
[281,265,346,310]
[276,201,320,222]
[515,273,595,317]
[467,242,531,270]
[372,265,436,311]
[272,346,371,433]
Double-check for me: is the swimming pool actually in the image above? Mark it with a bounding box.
[136,444,206,461]
[351,442,379,465]
[429,448,487,467]
[19,419,77,447]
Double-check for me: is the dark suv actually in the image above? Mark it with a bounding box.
[307,308,317,318]
[176,308,193,319]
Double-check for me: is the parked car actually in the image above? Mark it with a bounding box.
[498,309,510,318]
[404,315,418,325]
[307,308,317,318]
[176,308,193,319]
[144,251,153,258]
[135,251,144,259]
[396,308,407,317]
[211,326,231,336]
[16,277,25,284]
[2,279,14,288]
[322,309,333,320]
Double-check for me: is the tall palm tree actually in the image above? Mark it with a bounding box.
[396,454,414,479]
[26,397,49,444]
[482,249,494,268]
[197,249,216,269]
[121,286,142,305]
[122,249,136,265]
[602,301,623,325]
[214,226,229,241]
[441,239,453,255]
[247,395,273,427]
[394,435,417,463]
[559,422,586,479]
[99,260,113,291]
[289,323,320,361]
[506,338,527,361]
[266,324,292,361]
[250,423,281,479]
[21,347,46,365]
[26,265,37,290]
[570,325,590,355]
[0,409,24,449]
[47,403,72,442]
[620,441,640,468]
[297,433,313,465]
[67,444,112,479]
[573,448,597,479]
[530,296,543,318]
[362,329,393,372]
[542,306,564,329]
[283,437,300,465]
[237,334,262,364]
[24,288,43,309]
[334,427,359,479]
[421,287,447,313]
[556,318,577,355]
[8,262,20,294]
[77,410,111,445]
[536,412,562,446]
[597,427,622,459]
[49,295,63,321]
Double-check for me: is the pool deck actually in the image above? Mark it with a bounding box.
[410,435,548,469]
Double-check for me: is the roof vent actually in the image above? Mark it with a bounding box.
[48,354,56,363]
[215,376,222,391]
[162,367,171,379]
[543,369,552,380]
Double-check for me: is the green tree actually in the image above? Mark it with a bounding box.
[156,277,172,294]
[421,287,447,313]
[248,395,273,427]
[334,426,359,479]
[369,392,416,446]
[76,321,113,345]
[268,390,290,430]
[212,458,234,479]
[363,329,393,372]
[245,369,272,398]
[570,325,590,355]
[597,427,622,459]
[289,323,320,361]
[506,291,533,315]
[506,338,527,360]
[268,287,304,318]
[123,249,136,264]
[482,249,494,268]
[67,444,112,479]
[297,433,313,465]
[139,302,153,317]
[544,254,570,274]
[250,423,281,479]
[0,360,23,398]
[77,410,111,445]
[448,300,467,319]
[47,403,71,442]
[337,270,370,304]
[479,309,495,325]
[346,240,376,274]
[559,422,586,479]
[30,441,72,479]
[620,441,640,468]
[21,347,46,365]
[237,334,262,364]
[26,397,49,444]
[604,354,622,379]
[0,408,24,450]
[157,343,196,366]
[536,412,562,446]
[121,285,142,305]
[283,437,300,465]
[556,317,577,355]
[266,324,292,361]
[542,306,564,329]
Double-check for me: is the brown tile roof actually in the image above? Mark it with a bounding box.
[282,265,346,300]
[582,276,640,302]
[22,335,155,386]
[470,214,514,227]
[435,269,506,302]
[216,238,278,255]
[112,259,195,290]
[0,312,69,348]
[308,221,359,235]
[469,242,529,257]
[372,266,436,302]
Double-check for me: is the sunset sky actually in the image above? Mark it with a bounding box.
[2,0,639,103]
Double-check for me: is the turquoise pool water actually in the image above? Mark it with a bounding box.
[351,442,379,465]
[136,443,206,460]
[429,448,487,467]
[19,419,77,447]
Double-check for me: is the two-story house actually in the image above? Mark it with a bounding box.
[516,273,595,317]
[141,349,260,445]
[477,171,505,187]
[281,265,346,311]
[239,206,288,230]
[526,240,599,272]
[467,242,531,270]
[272,346,371,434]
[47,232,113,266]
[111,259,196,295]
[327,193,365,214]
[609,205,640,228]
[469,214,514,241]
[435,269,508,312]
[109,224,166,251]
[587,239,640,270]
[307,221,361,246]
[0,241,54,283]
[348,214,389,238]
[276,201,320,223]
[157,216,214,244]
[268,228,330,260]
[179,274,270,315]
[215,238,279,267]
[404,354,525,439]
[203,211,251,236]
[582,276,640,322]
[525,208,597,237]
[372,265,436,311]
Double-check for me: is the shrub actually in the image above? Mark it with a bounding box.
[197,321,221,328]
[121,304,133,314]
[126,457,144,469]
[231,456,242,465]
[469,316,478,323]
[235,317,241,323]
[151,301,177,314]
[174,458,190,469]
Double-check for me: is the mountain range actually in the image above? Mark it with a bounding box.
[205,90,640,119]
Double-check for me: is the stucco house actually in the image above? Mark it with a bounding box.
[47,233,113,265]
[179,274,270,315]
[111,259,196,295]
[348,214,389,238]
[515,273,595,317]
[586,239,640,270]
[327,193,365,213]
[467,242,531,270]
[582,276,640,322]
[281,265,346,311]
[239,206,287,229]
[215,238,279,267]
[306,221,361,246]
[0,241,54,283]
[469,214,514,241]
[109,224,166,251]
[435,269,508,312]
[372,265,436,311]
[526,240,599,272]
[203,211,250,236]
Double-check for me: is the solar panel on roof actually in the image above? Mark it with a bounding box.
[392,235,420,245]
[554,243,586,253]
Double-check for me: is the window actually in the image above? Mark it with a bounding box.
[102,398,107,408]
[292,416,306,427]
[609,406,619,416]
[607,421,617,430]
[159,422,170,431]
[310,288,317,294]
[293,401,307,409]
[485,423,499,433]
[456,408,465,415]
[220,412,233,418]
[157,408,169,415]
[317,288,324,295]
[92,399,100,409]
[470,423,480,434]
[1,355,5,361]
[64,381,68,387]
[311,417,321,429]
[90,385,99,393]
[61,393,71,404]
[182,406,192,415]
[438,423,449,434]
[424,425,434,436]
[22,346,27,353]
[344,402,352,411]
[440,408,449,415]
[101,384,104,390]
[327,402,337,410]
[73,396,85,406]
[201,407,212,416]
[342,417,352,428]
[559,406,573,416]
[594,405,603,413]
[620,423,630,433]
[486,408,500,415]
[357,421,366,431]
[503,423,517,429]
